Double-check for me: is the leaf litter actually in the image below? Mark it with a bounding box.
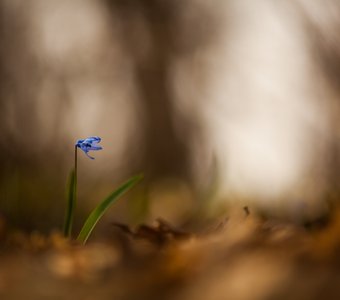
[1,207,340,300]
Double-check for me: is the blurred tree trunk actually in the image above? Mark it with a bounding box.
[298,1,340,197]
[0,2,37,165]
[0,2,65,230]
[107,0,198,183]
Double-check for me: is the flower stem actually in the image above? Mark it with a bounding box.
[63,146,78,237]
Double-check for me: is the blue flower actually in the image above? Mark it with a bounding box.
[75,136,103,159]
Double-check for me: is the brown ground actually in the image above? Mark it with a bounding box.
[1,209,340,300]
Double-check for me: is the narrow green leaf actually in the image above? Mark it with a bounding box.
[77,174,143,244]
[63,169,77,237]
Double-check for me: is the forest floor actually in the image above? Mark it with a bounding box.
[0,208,340,300]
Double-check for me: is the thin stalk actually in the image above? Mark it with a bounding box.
[63,146,78,237]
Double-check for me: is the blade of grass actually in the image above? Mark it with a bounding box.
[63,169,76,237]
[77,174,143,244]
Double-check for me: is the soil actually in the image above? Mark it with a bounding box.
[1,210,340,300]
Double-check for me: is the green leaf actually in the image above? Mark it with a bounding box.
[77,174,143,244]
[63,169,77,237]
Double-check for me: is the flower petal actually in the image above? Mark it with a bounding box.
[88,145,103,151]
[84,151,95,159]
[84,136,101,144]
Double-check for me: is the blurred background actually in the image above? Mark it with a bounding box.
[1,0,340,234]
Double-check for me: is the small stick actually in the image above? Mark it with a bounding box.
[243,206,250,217]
